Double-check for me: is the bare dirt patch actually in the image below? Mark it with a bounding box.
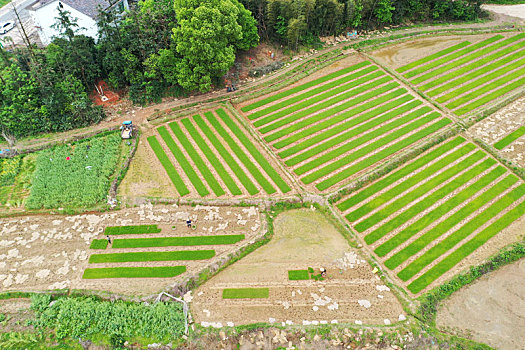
[483,4,525,21]
[0,298,34,333]
[436,258,525,350]
[191,208,405,327]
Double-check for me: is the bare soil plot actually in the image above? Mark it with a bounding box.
[482,4,525,21]
[191,209,405,327]
[436,258,525,350]
[0,204,262,296]
[0,298,34,333]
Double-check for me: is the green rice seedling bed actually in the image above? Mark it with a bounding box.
[279,96,418,159]
[399,183,525,282]
[216,109,290,193]
[158,126,209,196]
[365,158,495,244]
[169,122,225,197]
[396,42,470,73]
[112,234,245,248]
[249,63,374,119]
[90,239,108,250]
[357,151,485,235]
[407,197,525,293]
[274,89,409,151]
[89,250,216,263]
[288,270,310,280]
[222,288,270,299]
[494,126,525,150]
[83,266,186,279]
[181,118,242,195]
[205,112,276,194]
[405,36,503,80]
[337,137,466,212]
[316,118,451,190]
[194,114,259,195]
[377,166,506,259]
[147,136,189,196]
[242,62,370,113]
[105,225,161,235]
[385,174,517,270]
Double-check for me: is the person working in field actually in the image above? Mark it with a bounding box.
[186,219,192,228]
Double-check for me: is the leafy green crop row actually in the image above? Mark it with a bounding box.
[112,234,245,248]
[0,157,21,186]
[83,266,186,279]
[396,41,470,73]
[494,126,525,150]
[288,270,310,280]
[222,288,269,299]
[89,250,215,263]
[147,136,189,196]
[90,239,108,250]
[105,225,161,235]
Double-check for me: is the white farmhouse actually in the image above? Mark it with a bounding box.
[27,0,129,45]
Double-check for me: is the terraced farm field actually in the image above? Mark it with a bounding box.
[239,60,452,192]
[396,33,525,116]
[335,136,525,294]
[147,108,293,198]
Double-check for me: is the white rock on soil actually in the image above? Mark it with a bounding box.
[376,285,390,292]
[331,320,338,324]
[384,319,391,325]
[358,300,371,308]
[398,314,406,321]
[355,320,363,325]
[269,318,276,323]
[302,320,311,325]
[226,322,234,327]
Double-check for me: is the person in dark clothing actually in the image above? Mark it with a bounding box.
[106,235,112,245]
[186,219,192,228]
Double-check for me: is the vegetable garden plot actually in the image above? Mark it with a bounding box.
[335,136,525,294]
[396,33,525,116]
[147,108,292,198]
[239,61,451,192]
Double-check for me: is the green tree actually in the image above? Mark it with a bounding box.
[375,0,395,24]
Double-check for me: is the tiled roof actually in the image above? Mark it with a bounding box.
[34,0,114,18]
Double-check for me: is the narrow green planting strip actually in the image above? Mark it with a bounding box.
[147,136,189,196]
[90,239,108,250]
[397,41,470,73]
[105,225,161,235]
[288,270,310,280]
[112,234,245,248]
[182,118,242,195]
[407,193,525,294]
[358,150,485,235]
[89,250,216,263]
[158,126,209,196]
[494,126,525,150]
[377,166,506,259]
[169,122,225,197]
[195,114,259,195]
[367,158,495,246]
[400,183,525,283]
[316,118,451,191]
[385,174,517,270]
[206,112,276,194]
[216,109,290,193]
[83,266,186,279]
[242,62,370,113]
[337,137,466,212]
[222,288,269,299]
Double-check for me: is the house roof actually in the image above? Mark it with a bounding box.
[32,0,115,18]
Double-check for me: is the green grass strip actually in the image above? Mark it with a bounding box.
[147,136,189,196]
[357,150,485,235]
[169,122,225,197]
[288,270,310,280]
[396,42,470,73]
[337,137,466,212]
[83,266,186,279]
[279,95,418,159]
[454,76,525,115]
[105,225,161,235]
[90,239,108,250]
[194,114,259,195]
[206,111,276,194]
[384,169,512,268]
[316,118,452,191]
[412,35,521,85]
[112,234,245,248]
[407,195,525,294]
[405,36,503,80]
[366,158,496,245]
[494,126,525,150]
[258,71,387,132]
[158,126,209,196]
[400,183,525,283]
[222,288,269,299]
[242,62,370,113]
[290,104,429,170]
[249,63,374,119]
[181,118,242,195]
[275,89,411,151]
[89,250,215,263]
[216,109,291,193]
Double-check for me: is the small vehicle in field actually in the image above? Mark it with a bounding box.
[120,121,133,139]
[0,21,15,35]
